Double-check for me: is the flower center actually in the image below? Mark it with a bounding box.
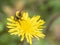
[20,20,33,32]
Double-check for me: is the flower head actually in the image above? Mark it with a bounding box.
[7,11,45,45]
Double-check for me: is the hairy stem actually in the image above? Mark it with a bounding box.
[21,40,24,45]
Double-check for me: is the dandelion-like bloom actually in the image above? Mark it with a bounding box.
[7,11,45,45]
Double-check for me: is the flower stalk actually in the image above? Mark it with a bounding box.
[21,40,24,45]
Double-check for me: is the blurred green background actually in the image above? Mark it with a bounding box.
[0,0,60,45]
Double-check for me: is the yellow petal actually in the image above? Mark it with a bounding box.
[21,33,24,41]
[8,28,17,33]
[34,35,39,40]
[22,12,29,20]
[7,23,17,26]
[31,16,40,25]
[38,20,45,25]
[37,33,45,38]
[7,26,15,28]
[7,18,15,23]
[25,34,30,43]
[10,32,18,35]
[29,35,32,45]
[31,16,40,21]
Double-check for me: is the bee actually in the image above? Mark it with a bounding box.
[14,10,23,21]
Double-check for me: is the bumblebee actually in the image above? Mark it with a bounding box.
[14,10,22,21]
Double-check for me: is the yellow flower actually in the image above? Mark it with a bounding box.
[7,11,45,45]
